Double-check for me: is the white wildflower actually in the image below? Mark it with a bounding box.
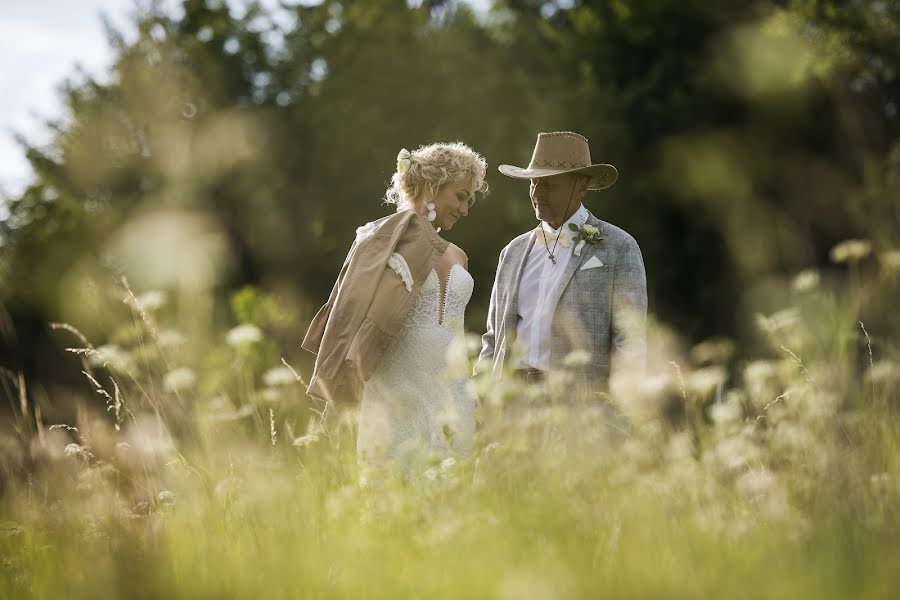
[292,433,320,448]
[685,366,727,396]
[755,308,800,334]
[156,329,186,348]
[440,457,457,475]
[423,467,439,481]
[736,469,777,499]
[163,367,197,393]
[445,337,470,370]
[157,490,175,505]
[707,434,760,473]
[791,269,820,292]
[89,344,134,373]
[666,432,695,462]
[226,324,262,346]
[136,290,167,311]
[65,443,85,458]
[744,360,779,387]
[563,349,591,368]
[830,238,871,263]
[260,388,281,403]
[709,395,743,425]
[124,415,176,458]
[772,422,817,453]
[263,366,297,387]
[867,360,899,383]
[690,337,735,365]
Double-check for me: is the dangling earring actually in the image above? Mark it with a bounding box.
[426,202,436,222]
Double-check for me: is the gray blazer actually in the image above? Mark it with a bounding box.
[477,210,647,383]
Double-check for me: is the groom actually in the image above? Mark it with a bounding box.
[477,131,647,390]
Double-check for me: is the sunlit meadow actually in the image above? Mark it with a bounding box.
[2,2,900,598]
[2,242,899,598]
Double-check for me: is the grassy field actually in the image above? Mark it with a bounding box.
[2,255,899,599]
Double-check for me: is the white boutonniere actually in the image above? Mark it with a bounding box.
[396,148,412,174]
[568,222,603,256]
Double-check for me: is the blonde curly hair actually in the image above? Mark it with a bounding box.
[385,141,488,211]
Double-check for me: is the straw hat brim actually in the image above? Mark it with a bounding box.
[498,163,618,190]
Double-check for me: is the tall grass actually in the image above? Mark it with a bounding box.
[2,252,899,599]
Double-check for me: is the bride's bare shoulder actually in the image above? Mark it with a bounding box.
[443,242,468,270]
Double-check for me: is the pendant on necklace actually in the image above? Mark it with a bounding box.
[548,253,556,265]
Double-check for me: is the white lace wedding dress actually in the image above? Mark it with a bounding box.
[357,264,476,470]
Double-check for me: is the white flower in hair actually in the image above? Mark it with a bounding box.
[396,148,412,174]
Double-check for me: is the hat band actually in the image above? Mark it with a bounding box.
[530,159,589,169]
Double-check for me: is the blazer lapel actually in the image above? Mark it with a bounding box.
[505,231,536,327]
[548,213,604,314]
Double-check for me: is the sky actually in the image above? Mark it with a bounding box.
[0,0,490,205]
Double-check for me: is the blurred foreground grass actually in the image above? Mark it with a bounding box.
[2,254,899,599]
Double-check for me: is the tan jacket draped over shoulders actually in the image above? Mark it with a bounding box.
[302,209,449,402]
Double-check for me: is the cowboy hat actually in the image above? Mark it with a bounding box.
[498,131,617,190]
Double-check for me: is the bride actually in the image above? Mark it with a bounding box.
[302,142,488,470]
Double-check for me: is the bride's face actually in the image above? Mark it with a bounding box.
[427,180,475,231]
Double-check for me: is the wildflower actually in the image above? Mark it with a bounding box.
[709,393,743,425]
[666,432,694,462]
[772,422,817,453]
[136,290,167,311]
[65,443,85,458]
[423,467,439,481]
[563,349,592,368]
[260,388,281,403]
[156,329,186,348]
[89,344,135,374]
[829,238,871,263]
[226,324,262,346]
[744,360,779,387]
[157,490,175,505]
[707,434,760,473]
[791,269,820,292]
[292,433,320,448]
[263,366,297,387]
[755,308,799,334]
[690,337,735,365]
[445,337,469,370]
[867,360,899,383]
[735,469,777,499]
[685,366,727,396]
[163,367,197,393]
[440,457,457,475]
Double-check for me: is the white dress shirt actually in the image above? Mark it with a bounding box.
[515,204,589,371]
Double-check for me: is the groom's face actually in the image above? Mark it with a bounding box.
[529,173,586,227]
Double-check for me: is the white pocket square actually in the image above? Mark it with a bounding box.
[579,256,604,271]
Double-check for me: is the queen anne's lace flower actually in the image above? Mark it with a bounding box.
[163,367,197,393]
[830,238,871,263]
[226,324,262,346]
[263,366,297,387]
